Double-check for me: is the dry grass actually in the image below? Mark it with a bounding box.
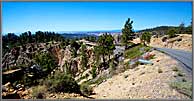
[32,85,47,99]
[158,68,163,73]
[172,66,179,72]
[170,81,192,98]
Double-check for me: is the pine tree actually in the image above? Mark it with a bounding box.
[167,28,177,38]
[80,44,88,70]
[121,18,134,47]
[140,32,151,46]
[97,33,115,69]
[178,22,185,34]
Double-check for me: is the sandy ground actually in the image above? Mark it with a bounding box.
[131,34,192,52]
[150,34,192,52]
[90,50,190,99]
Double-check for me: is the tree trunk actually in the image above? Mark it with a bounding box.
[108,54,110,62]
[143,41,147,46]
[102,54,106,69]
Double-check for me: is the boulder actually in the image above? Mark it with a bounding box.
[2,93,21,99]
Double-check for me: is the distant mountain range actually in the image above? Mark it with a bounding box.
[58,30,122,39]
[61,33,98,39]
[2,29,139,36]
[57,29,140,34]
[57,29,122,34]
[58,29,141,39]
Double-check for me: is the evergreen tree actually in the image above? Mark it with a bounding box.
[121,18,134,47]
[34,52,56,74]
[167,28,177,38]
[28,31,32,43]
[80,44,88,70]
[140,32,151,46]
[178,22,185,34]
[185,20,192,34]
[97,33,115,68]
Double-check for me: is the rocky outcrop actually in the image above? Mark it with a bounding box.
[2,43,58,70]
[2,82,32,99]
[58,45,72,72]
[150,34,192,51]
[2,43,38,70]
[3,41,100,87]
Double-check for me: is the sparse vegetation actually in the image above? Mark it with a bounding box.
[124,75,128,78]
[83,36,97,42]
[80,83,93,96]
[91,65,97,79]
[70,40,81,58]
[2,31,65,55]
[182,78,187,82]
[140,32,151,46]
[177,72,185,77]
[172,66,179,72]
[167,28,177,38]
[158,68,163,73]
[170,81,192,98]
[76,75,88,83]
[178,22,185,34]
[87,76,106,85]
[138,20,192,35]
[44,71,80,93]
[2,13,192,99]
[32,85,47,99]
[34,52,57,74]
[144,46,152,52]
[96,33,115,68]
[124,44,144,59]
[80,44,88,70]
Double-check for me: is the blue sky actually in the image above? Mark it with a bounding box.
[2,2,192,34]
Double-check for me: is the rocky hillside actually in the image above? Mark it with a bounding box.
[2,33,192,99]
[150,34,192,52]
[91,50,191,99]
[131,34,192,52]
[2,40,101,99]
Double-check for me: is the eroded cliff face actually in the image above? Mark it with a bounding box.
[2,42,97,83]
[54,44,96,79]
[2,43,39,70]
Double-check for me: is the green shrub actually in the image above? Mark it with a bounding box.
[172,67,179,72]
[167,28,177,38]
[44,71,80,93]
[76,75,87,83]
[32,85,47,99]
[160,51,165,53]
[140,32,151,45]
[109,59,116,73]
[93,76,106,85]
[91,65,97,78]
[124,45,143,59]
[144,46,151,52]
[135,61,140,66]
[182,78,187,82]
[124,75,128,78]
[81,44,88,70]
[177,72,184,77]
[34,52,56,73]
[80,83,93,96]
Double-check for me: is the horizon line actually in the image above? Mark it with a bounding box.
[2,25,181,35]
